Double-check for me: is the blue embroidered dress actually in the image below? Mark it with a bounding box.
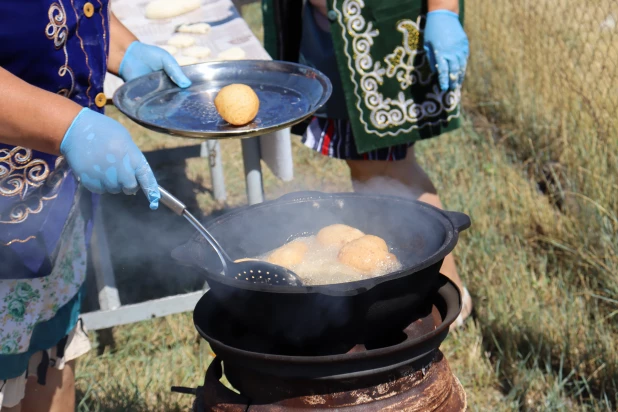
[0,0,108,379]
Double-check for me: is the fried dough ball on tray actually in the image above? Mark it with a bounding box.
[214,84,260,126]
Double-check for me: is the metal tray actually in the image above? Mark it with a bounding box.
[113,60,332,139]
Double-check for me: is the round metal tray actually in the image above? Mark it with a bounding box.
[113,60,332,139]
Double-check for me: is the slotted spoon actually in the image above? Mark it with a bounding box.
[158,186,302,286]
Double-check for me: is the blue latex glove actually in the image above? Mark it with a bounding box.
[423,10,469,91]
[60,108,161,210]
[119,41,192,88]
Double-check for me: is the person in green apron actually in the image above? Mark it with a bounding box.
[263,0,472,326]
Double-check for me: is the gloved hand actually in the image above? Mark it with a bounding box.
[119,41,192,88]
[423,10,469,91]
[60,108,161,210]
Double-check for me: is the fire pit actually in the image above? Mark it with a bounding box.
[172,275,467,411]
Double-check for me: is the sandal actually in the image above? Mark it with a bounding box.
[450,286,473,331]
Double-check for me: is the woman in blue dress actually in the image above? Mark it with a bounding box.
[0,2,190,410]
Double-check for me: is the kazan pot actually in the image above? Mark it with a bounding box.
[172,191,470,347]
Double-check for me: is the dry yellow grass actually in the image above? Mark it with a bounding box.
[73,2,617,410]
[74,116,617,411]
[463,0,618,407]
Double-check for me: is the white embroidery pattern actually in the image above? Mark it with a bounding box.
[332,0,461,136]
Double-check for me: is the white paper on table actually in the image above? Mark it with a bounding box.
[104,0,293,182]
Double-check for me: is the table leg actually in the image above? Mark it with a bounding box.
[91,206,121,311]
[201,140,227,202]
[90,203,121,351]
[241,137,264,205]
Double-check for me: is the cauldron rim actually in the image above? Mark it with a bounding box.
[174,192,471,296]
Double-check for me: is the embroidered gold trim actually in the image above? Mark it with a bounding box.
[46,3,68,49]
[2,236,36,246]
[46,1,75,96]
[1,148,49,199]
[0,154,68,224]
[69,0,94,107]
[332,0,462,136]
[97,0,108,58]
[384,20,433,90]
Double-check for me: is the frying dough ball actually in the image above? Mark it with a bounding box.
[347,234,388,253]
[214,84,260,126]
[167,34,196,48]
[338,235,398,274]
[183,46,212,59]
[145,0,200,19]
[175,56,198,66]
[217,47,246,61]
[316,224,364,249]
[267,241,308,268]
[178,22,212,34]
[160,45,178,56]
[294,259,366,285]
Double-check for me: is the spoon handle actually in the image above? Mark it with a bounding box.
[157,185,231,273]
[159,186,187,216]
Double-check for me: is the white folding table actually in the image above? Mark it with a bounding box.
[82,0,289,330]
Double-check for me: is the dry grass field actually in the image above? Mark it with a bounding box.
[74,2,617,410]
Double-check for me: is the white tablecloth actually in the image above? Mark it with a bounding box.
[104,0,294,181]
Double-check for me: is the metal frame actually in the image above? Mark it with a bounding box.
[81,290,206,330]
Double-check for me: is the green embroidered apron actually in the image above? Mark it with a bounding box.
[263,0,465,154]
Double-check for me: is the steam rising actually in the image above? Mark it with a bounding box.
[171,176,447,345]
[352,176,426,200]
[98,189,208,305]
